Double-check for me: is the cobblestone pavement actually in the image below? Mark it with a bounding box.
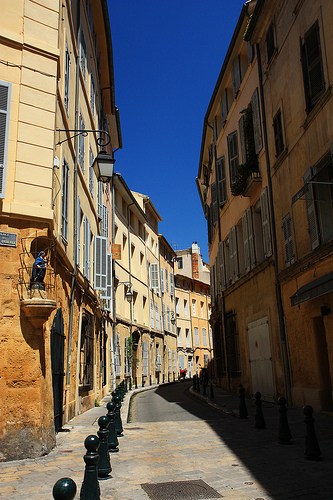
[0,381,332,499]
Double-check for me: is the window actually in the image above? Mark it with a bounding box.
[260,187,272,258]
[282,213,295,266]
[160,268,165,293]
[217,156,227,206]
[94,236,107,291]
[150,263,159,292]
[90,75,95,117]
[167,306,171,331]
[220,88,229,126]
[176,297,180,316]
[170,272,174,296]
[273,109,284,157]
[202,328,207,346]
[100,205,108,238]
[192,299,196,316]
[177,327,182,347]
[301,20,325,113]
[155,304,159,330]
[242,207,256,273]
[150,300,154,329]
[194,327,200,345]
[200,301,204,318]
[77,196,81,267]
[61,159,69,243]
[229,226,239,283]
[165,269,169,293]
[186,329,191,347]
[251,88,263,154]
[184,299,188,318]
[232,56,242,98]
[80,30,87,82]
[0,81,11,199]
[89,146,94,198]
[228,131,239,186]
[266,23,276,63]
[79,113,85,172]
[304,154,333,249]
[83,215,91,280]
[64,44,70,115]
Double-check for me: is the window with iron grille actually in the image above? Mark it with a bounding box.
[225,311,240,377]
[61,158,69,243]
[273,109,284,157]
[301,20,325,113]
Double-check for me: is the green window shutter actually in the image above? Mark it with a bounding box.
[303,167,320,249]
[232,56,242,98]
[220,89,229,125]
[247,207,256,269]
[217,156,227,206]
[228,131,239,185]
[211,182,218,225]
[242,210,250,273]
[251,88,263,154]
[218,241,226,290]
[303,21,325,111]
[282,214,295,266]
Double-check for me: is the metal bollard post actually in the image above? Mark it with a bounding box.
[254,391,266,428]
[107,401,119,452]
[304,405,322,460]
[112,394,124,436]
[97,416,112,478]
[238,384,248,419]
[193,374,196,391]
[53,478,77,500]
[196,375,200,394]
[278,397,292,444]
[80,435,100,500]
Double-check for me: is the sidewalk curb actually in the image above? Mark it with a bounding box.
[188,386,239,417]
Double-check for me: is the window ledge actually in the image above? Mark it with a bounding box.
[272,147,288,173]
[265,48,278,73]
[302,86,332,131]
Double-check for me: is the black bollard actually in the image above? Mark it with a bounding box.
[196,376,200,394]
[238,384,248,419]
[80,435,100,500]
[97,416,112,478]
[304,405,322,460]
[107,401,119,452]
[53,478,77,500]
[135,376,138,389]
[254,392,266,428]
[278,397,292,444]
[112,394,124,436]
[210,382,214,399]
[129,377,132,390]
[193,374,196,391]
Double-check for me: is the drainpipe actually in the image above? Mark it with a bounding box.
[256,43,292,404]
[66,2,80,387]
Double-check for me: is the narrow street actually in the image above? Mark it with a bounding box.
[1,382,333,499]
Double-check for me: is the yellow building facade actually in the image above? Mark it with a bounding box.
[245,0,333,411]
[197,1,289,401]
[0,0,120,460]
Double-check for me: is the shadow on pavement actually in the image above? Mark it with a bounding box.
[154,380,333,500]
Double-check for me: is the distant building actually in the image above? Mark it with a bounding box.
[174,243,212,377]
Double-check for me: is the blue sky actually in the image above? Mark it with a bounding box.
[107,0,246,263]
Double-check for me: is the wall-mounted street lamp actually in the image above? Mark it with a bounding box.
[116,281,133,303]
[161,310,176,326]
[56,129,115,183]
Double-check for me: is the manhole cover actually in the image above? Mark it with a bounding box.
[141,479,223,500]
